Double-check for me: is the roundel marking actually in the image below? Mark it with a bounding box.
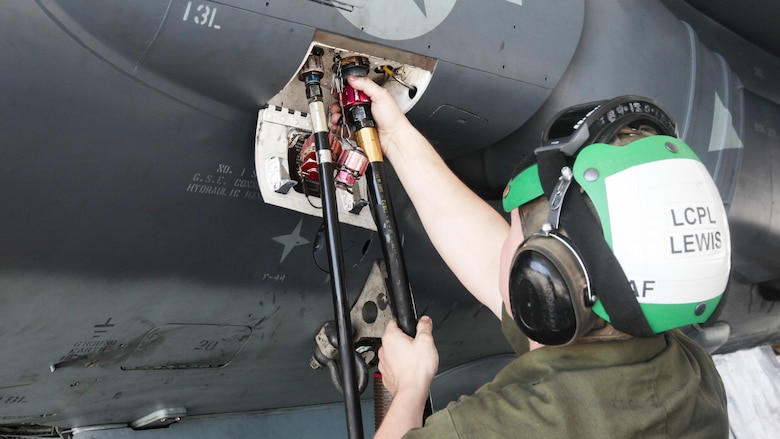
[337,0,458,41]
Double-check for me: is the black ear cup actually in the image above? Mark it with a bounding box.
[509,234,592,346]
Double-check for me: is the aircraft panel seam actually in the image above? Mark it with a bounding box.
[680,20,697,141]
[135,0,174,71]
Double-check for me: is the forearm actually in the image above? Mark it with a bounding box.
[374,389,429,439]
[385,121,509,317]
[331,75,508,317]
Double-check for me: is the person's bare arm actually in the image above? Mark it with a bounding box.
[333,76,509,317]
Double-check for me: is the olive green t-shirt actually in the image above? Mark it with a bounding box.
[404,308,728,438]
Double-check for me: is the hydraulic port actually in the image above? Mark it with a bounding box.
[335,144,369,192]
[376,65,418,99]
[255,36,434,232]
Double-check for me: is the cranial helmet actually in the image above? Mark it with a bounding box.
[502,96,731,345]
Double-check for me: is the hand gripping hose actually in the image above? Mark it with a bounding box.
[335,55,433,429]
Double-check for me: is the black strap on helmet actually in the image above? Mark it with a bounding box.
[535,148,655,337]
[526,95,679,337]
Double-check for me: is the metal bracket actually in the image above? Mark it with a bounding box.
[130,408,186,430]
[310,260,395,394]
[255,105,377,230]
[542,166,573,234]
[266,156,297,194]
[349,261,394,348]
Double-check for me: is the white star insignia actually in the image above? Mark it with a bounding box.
[272,219,310,263]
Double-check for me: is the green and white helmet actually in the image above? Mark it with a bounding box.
[503,96,731,336]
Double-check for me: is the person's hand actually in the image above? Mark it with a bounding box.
[378,316,439,398]
[329,75,411,159]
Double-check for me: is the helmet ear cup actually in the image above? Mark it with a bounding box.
[509,234,593,346]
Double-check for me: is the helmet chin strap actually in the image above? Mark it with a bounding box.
[536,148,655,338]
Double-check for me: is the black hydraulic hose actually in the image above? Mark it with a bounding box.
[365,157,417,333]
[300,49,364,439]
[355,114,434,423]
[337,56,434,424]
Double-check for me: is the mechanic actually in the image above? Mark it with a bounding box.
[331,75,730,438]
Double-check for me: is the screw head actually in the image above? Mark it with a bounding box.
[584,168,599,182]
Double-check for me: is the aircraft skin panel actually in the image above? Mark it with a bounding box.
[662,0,780,106]
[223,0,584,86]
[461,0,742,187]
[1,0,353,427]
[714,276,780,354]
[40,0,584,163]
[661,0,780,288]
[728,91,780,284]
[38,0,172,74]
[407,59,553,159]
[63,401,380,438]
[40,0,318,114]
[674,23,744,206]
